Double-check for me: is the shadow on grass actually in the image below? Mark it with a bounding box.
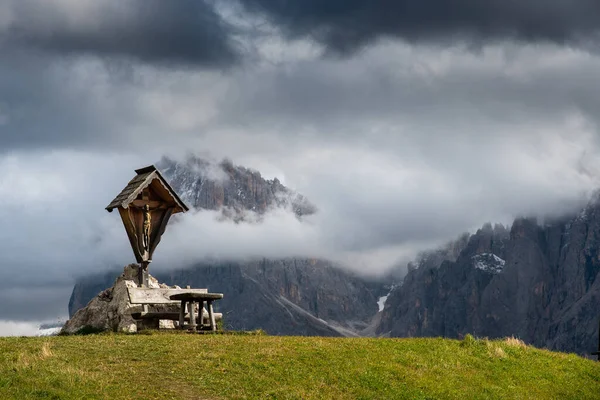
[59,326,267,337]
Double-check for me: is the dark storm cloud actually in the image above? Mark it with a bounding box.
[239,0,600,53]
[1,0,239,67]
[221,44,600,134]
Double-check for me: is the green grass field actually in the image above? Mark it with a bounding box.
[0,332,598,399]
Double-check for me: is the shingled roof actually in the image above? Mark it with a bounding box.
[106,165,189,213]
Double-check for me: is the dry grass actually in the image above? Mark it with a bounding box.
[13,341,54,370]
[483,338,507,358]
[505,336,527,348]
[40,342,53,359]
[493,346,507,358]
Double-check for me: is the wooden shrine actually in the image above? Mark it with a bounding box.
[106,165,188,287]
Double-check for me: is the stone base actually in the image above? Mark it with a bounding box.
[61,264,183,335]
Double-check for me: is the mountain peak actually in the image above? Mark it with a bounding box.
[157,155,317,219]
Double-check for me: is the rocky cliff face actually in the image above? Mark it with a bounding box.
[377,206,600,356]
[69,156,384,336]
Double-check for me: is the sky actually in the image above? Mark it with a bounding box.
[2,0,600,334]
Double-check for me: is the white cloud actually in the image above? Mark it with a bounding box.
[0,320,42,336]
[0,319,63,337]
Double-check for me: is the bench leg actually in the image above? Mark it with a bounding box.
[189,301,196,331]
[208,301,216,332]
[199,301,206,330]
[179,301,186,329]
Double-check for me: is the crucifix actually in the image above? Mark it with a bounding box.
[106,165,189,287]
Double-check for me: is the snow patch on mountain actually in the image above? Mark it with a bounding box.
[377,285,397,312]
[472,253,505,274]
[377,295,388,312]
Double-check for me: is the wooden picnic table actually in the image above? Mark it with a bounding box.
[170,292,224,332]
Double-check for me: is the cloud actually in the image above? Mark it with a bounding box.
[158,205,425,277]
[0,152,140,288]
[0,0,239,67]
[3,39,600,156]
[0,320,44,336]
[221,42,600,131]
[239,0,600,54]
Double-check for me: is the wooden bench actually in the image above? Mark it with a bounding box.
[127,287,222,328]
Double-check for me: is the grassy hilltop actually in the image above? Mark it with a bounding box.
[0,333,599,399]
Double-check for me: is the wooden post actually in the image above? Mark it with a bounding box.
[186,285,192,329]
[139,262,150,288]
[179,301,186,329]
[189,301,196,331]
[197,301,203,330]
[208,300,216,332]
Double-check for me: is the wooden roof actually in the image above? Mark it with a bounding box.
[106,165,189,213]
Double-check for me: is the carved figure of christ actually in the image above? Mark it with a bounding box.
[142,204,151,252]
[131,201,162,254]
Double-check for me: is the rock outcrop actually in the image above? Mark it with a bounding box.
[62,265,178,334]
